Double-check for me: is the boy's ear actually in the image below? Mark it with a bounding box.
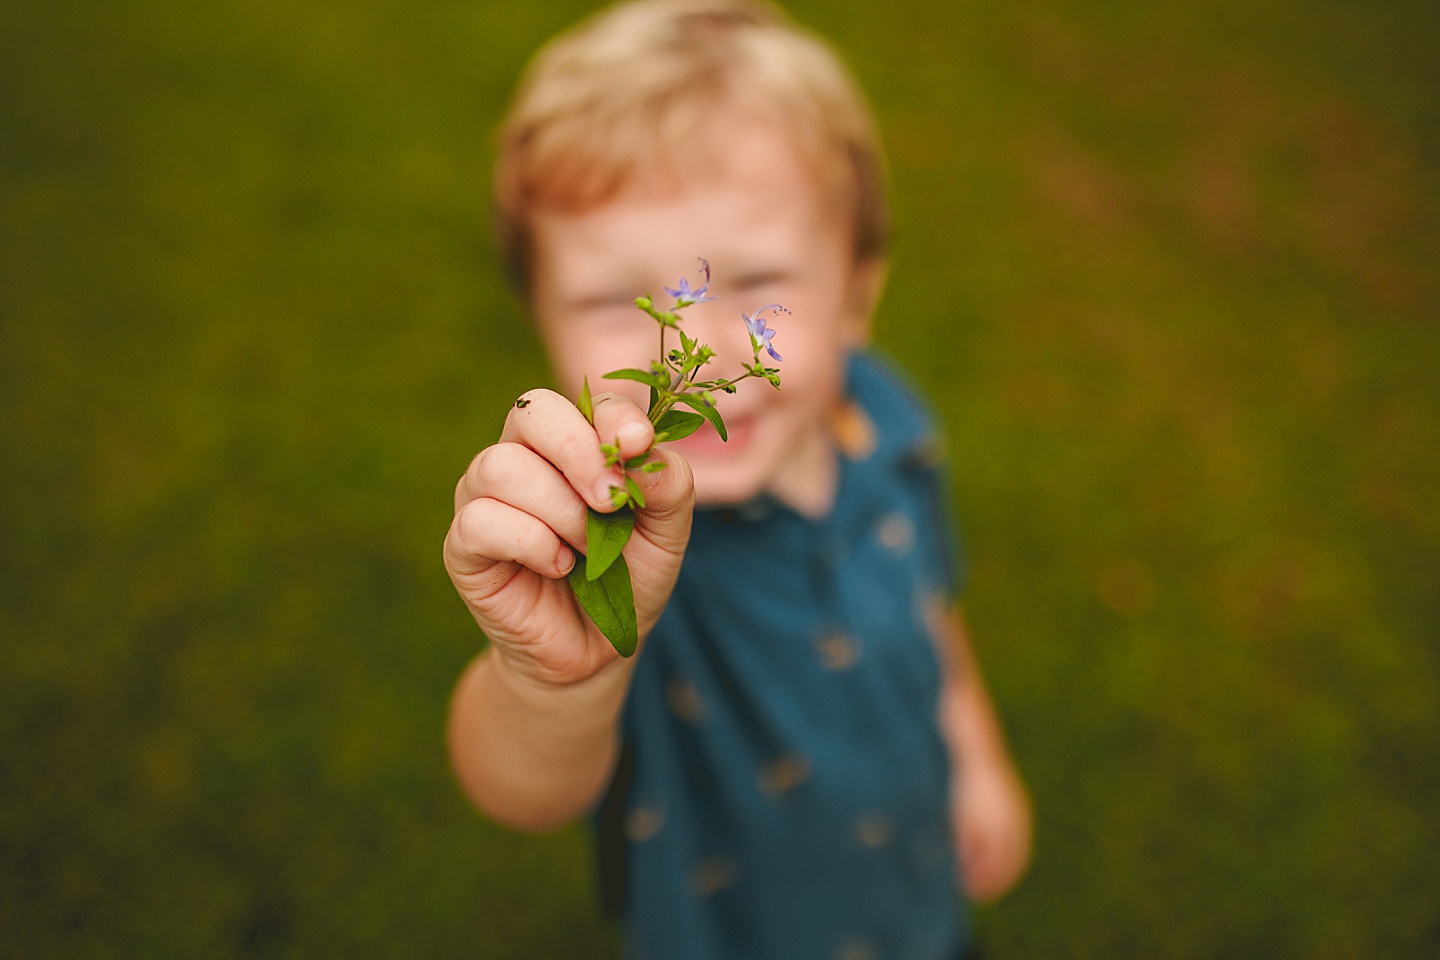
[841,256,888,348]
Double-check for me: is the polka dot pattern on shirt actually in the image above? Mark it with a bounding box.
[689,856,738,898]
[665,676,706,724]
[815,629,860,671]
[757,754,811,799]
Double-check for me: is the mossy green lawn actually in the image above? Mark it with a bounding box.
[2,0,1436,956]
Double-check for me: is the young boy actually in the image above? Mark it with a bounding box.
[444,2,1031,957]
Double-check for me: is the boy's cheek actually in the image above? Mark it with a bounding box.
[541,326,652,397]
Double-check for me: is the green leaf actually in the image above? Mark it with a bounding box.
[653,409,704,443]
[585,506,634,580]
[677,393,728,441]
[624,474,646,510]
[623,452,652,469]
[568,553,639,657]
[603,368,664,387]
[577,376,594,424]
[648,384,659,415]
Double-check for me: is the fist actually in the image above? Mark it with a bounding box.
[444,389,694,686]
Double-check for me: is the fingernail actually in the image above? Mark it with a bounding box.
[617,421,648,448]
[556,546,574,575]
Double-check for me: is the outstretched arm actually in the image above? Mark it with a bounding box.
[444,389,694,832]
[933,605,1033,901]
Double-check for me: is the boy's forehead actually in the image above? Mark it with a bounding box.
[531,122,843,298]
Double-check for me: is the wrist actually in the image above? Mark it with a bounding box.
[487,638,637,710]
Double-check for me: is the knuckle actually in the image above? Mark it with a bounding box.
[469,442,523,489]
[521,518,554,557]
[452,497,496,550]
[554,425,601,468]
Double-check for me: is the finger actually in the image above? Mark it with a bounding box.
[444,496,575,582]
[456,442,588,549]
[963,846,1001,901]
[591,392,655,461]
[500,388,625,512]
[964,821,1024,901]
[959,819,997,897]
[628,445,695,555]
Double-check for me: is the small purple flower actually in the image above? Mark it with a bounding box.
[742,304,789,362]
[663,257,717,307]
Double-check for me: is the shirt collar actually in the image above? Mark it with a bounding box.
[693,351,942,529]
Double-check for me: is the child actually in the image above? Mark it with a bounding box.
[444,2,1031,957]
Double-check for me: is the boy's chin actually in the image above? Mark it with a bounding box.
[670,416,752,460]
[673,418,770,506]
[691,474,768,508]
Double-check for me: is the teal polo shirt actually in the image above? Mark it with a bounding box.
[598,351,968,960]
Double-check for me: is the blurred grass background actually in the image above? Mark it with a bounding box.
[2,0,1437,956]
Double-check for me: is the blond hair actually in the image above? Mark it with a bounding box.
[494,0,890,291]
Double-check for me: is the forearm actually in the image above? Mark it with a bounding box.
[944,627,1013,771]
[938,608,1012,771]
[447,647,635,832]
[934,605,1034,899]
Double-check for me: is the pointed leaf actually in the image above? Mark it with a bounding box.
[624,474,646,510]
[677,393,728,441]
[577,376,594,424]
[653,409,704,444]
[603,368,665,387]
[585,506,634,581]
[568,553,639,657]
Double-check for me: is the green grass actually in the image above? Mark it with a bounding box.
[3,0,1437,956]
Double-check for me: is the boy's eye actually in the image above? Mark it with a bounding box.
[572,292,638,312]
[729,270,791,294]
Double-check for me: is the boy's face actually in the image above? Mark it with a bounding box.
[529,122,878,508]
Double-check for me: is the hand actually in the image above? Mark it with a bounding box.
[444,388,694,688]
[956,748,1033,902]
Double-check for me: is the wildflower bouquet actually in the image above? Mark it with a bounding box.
[570,258,785,656]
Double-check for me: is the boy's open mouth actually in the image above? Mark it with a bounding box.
[672,414,756,458]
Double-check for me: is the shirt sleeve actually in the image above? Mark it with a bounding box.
[913,445,967,601]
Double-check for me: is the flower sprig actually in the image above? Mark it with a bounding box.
[568,258,785,656]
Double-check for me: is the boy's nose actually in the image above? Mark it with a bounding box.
[678,302,751,379]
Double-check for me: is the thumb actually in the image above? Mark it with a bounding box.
[630,445,695,557]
